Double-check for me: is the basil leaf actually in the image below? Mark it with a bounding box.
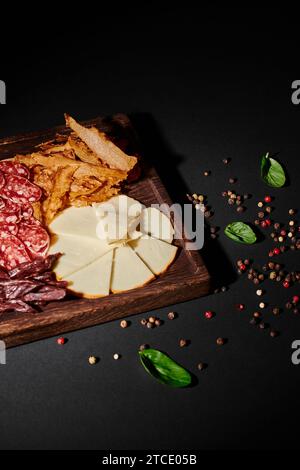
[261,152,286,188]
[225,222,257,245]
[139,349,192,388]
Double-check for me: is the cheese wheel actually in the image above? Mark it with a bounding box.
[111,245,155,293]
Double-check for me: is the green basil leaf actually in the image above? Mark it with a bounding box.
[225,222,257,245]
[261,152,286,188]
[139,349,192,388]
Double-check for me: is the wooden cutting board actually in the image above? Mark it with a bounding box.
[0,115,211,348]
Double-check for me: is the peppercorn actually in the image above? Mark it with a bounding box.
[237,304,245,311]
[198,195,205,202]
[204,171,211,177]
[205,311,214,320]
[258,274,265,281]
[197,362,208,371]
[261,221,267,229]
[283,281,290,289]
[259,303,266,309]
[216,337,226,346]
[289,209,296,216]
[273,248,281,256]
[141,319,147,326]
[147,322,154,329]
[237,206,245,213]
[253,312,262,319]
[248,274,254,281]
[258,202,264,208]
[258,212,265,219]
[293,308,299,315]
[149,316,156,324]
[221,286,228,293]
[250,318,259,326]
[228,199,235,206]
[274,223,281,230]
[280,246,287,253]
[229,178,236,184]
[139,344,149,351]
[265,207,272,214]
[272,308,280,316]
[259,323,267,330]
[168,312,176,320]
[179,339,188,348]
[293,296,299,304]
[289,221,295,227]
[88,356,98,365]
[222,158,231,165]
[56,337,66,345]
[155,319,162,327]
[253,278,260,285]
[270,272,277,280]
[256,290,263,297]
[113,353,121,360]
[204,211,212,219]
[222,191,228,198]
[270,330,279,339]
[264,196,272,203]
[120,320,128,329]
[255,220,260,226]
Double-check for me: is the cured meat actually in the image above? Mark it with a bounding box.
[18,223,50,258]
[0,222,18,237]
[0,300,36,313]
[0,235,31,270]
[0,212,20,224]
[0,161,30,179]
[23,286,66,302]
[8,253,60,279]
[2,175,42,204]
[0,170,5,190]
[20,203,34,220]
[0,196,21,216]
[0,279,39,300]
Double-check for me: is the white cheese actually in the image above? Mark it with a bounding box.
[129,236,178,275]
[139,207,174,244]
[49,206,99,238]
[66,250,114,298]
[110,245,155,293]
[49,234,113,278]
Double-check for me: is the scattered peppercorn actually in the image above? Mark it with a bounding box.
[259,303,266,309]
[198,362,208,371]
[88,356,98,365]
[237,304,245,311]
[168,312,176,320]
[272,308,281,316]
[256,290,264,297]
[139,344,149,351]
[229,178,236,184]
[141,319,147,326]
[216,337,226,346]
[204,171,211,177]
[270,330,279,339]
[57,337,66,345]
[179,339,188,348]
[120,320,129,329]
[264,196,272,204]
[155,319,162,327]
[113,353,121,360]
[205,311,214,320]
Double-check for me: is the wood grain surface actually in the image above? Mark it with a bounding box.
[0,115,211,348]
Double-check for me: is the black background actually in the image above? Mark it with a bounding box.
[0,8,299,450]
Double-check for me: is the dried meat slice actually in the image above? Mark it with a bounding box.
[0,170,5,189]
[0,299,36,313]
[8,254,60,279]
[20,203,34,220]
[18,223,50,259]
[0,235,31,270]
[23,286,66,302]
[2,175,42,204]
[0,279,39,300]
[0,161,30,179]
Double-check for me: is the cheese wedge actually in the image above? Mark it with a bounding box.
[111,245,155,293]
[66,250,114,298]
[49,206,99,238]
[49,234,113,278]
[140,207,174,244]
[130,236,178,276]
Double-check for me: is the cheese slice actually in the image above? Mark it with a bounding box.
[49,234,113,278]
[66,250,114,298]
[140,207,174,244]
[49,206,99,238]
[111,245,155,293]
[130,236,178,275]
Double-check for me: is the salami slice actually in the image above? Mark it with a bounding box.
[0,223,18,237]
[18,223,50,258]
[20,203,34,220]
[0,170,5,190]
[0,196,21,215]
[2,175,42,204]
[0,161,30,179]
[0,212,20,224]
[0,235,31,271]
